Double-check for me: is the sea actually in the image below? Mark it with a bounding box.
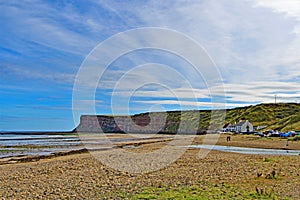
[0,132,163,159]
[0,133,83,159]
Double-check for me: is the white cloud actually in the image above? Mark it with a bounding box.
[253,0,300,20]
[2,65,75,84]
[0,1,120,56]
[134,100,249,109]
[126,80,300,111]
[220,81,300,103]
[112,88,209,99]
[105,0,299,83]
[90,1,299,108]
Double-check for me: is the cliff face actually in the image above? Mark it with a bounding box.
[75,112,201,134]
[76,115,123,133]
[76,113,171,133]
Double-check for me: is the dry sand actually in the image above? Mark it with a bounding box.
[0,134,299,199]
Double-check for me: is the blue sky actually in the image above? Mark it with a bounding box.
[1,0,300,131]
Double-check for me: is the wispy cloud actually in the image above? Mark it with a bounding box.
[1,1,102,55]
[253,0,300,19]
[134,100,250,109]
[1,65,75,84]
[109,0,300,83]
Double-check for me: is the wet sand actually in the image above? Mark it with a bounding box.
[212,134,300,150]
[0,134,299,199]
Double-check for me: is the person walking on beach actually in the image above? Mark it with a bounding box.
[226,136,231,142]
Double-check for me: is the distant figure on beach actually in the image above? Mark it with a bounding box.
[226,136,231,142]
[286,140,289,147]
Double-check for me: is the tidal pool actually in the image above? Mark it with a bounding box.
[187,145,300,156]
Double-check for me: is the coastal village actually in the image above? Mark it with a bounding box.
[221,120,300,138]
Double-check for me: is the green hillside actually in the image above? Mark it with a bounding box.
[224,103,300,132]
[134,103,300,133]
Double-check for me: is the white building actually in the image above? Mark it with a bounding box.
[223,120,254,133]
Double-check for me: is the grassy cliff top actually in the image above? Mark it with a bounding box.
[132,103,300,132]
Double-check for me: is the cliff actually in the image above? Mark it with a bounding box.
[74,103,300,133]
[75,112,203,134]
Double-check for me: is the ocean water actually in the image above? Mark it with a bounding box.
[0,133,82,158]
[0,133,167,158]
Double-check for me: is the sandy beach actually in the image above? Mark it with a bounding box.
[0,134,299,199]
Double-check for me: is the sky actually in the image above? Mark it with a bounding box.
[1,0,300,131]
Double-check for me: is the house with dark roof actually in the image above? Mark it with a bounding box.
[222,123,232,132]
